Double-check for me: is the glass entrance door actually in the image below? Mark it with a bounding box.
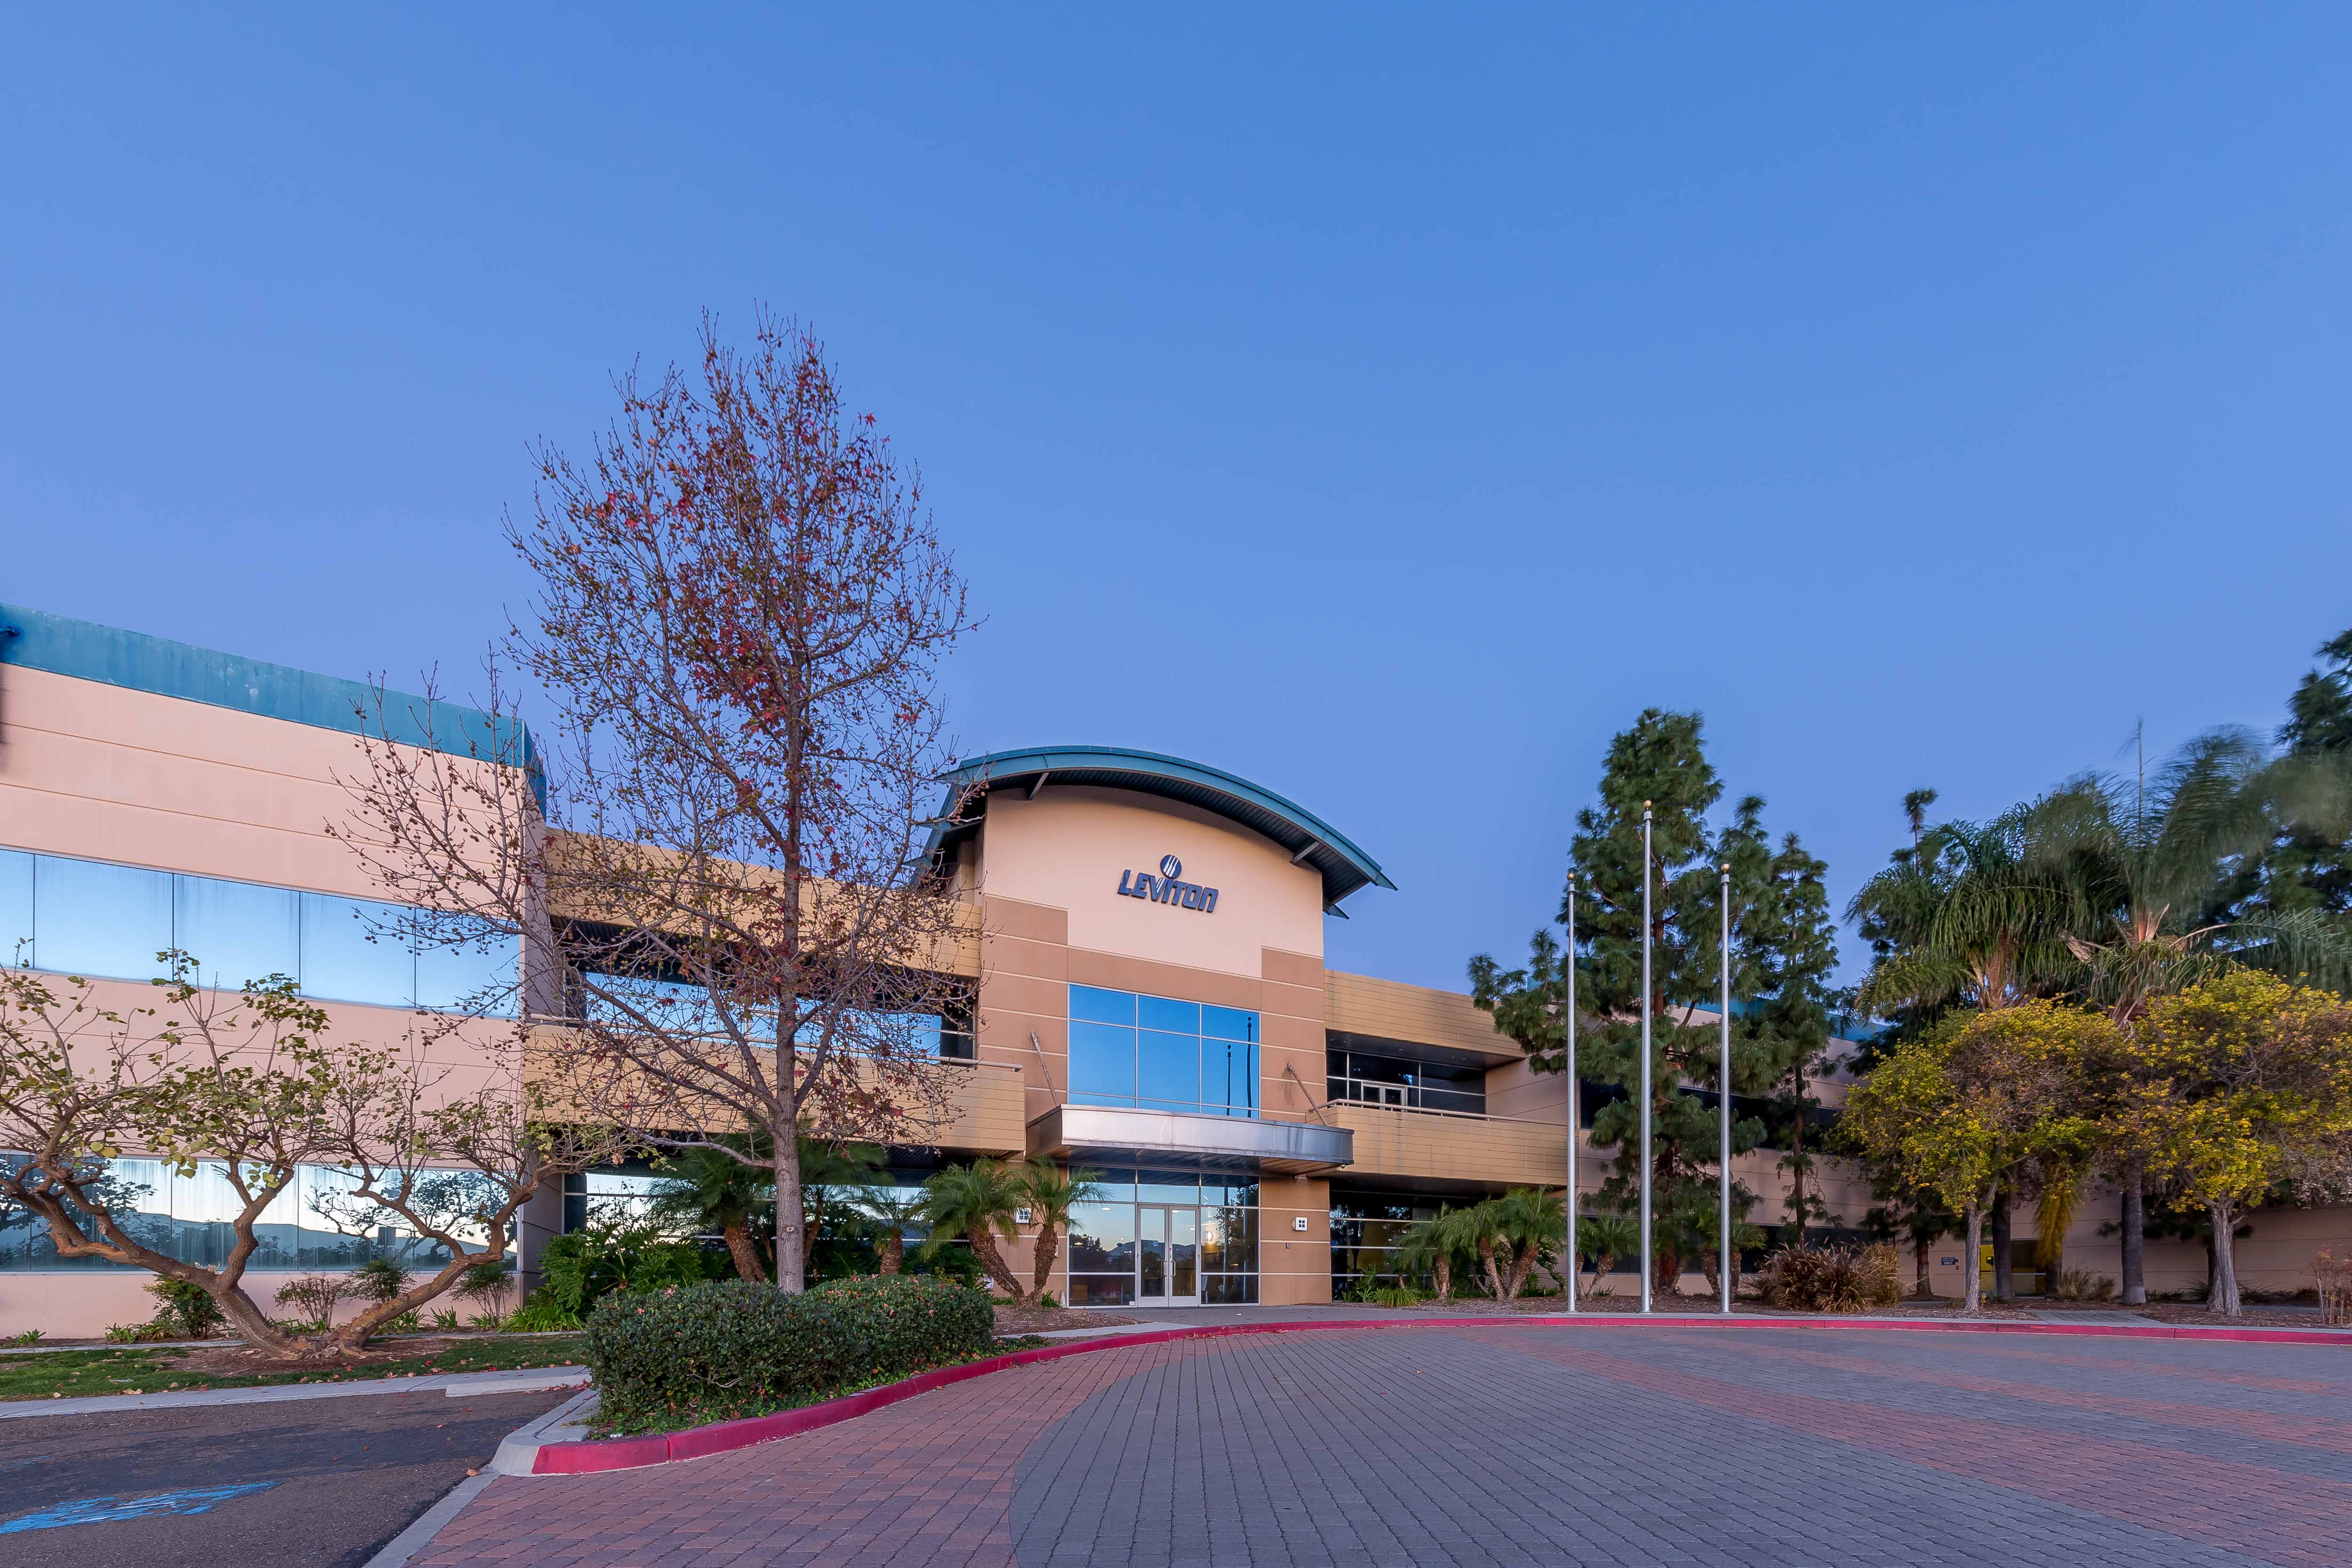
[1136,1205,1200,1305]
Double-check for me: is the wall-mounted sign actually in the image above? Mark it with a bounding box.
[1117,853,1219,913]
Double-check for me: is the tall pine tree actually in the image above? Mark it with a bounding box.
[1470,709,1837,1292]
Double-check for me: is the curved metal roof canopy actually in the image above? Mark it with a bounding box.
[930,745,1395,911]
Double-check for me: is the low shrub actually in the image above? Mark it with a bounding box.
[2053,1268,2116,1301]
[144,1278,225,1339]
[275,1274,352,1329]
[585,1273,995,1432]
[1754,1243,1902,1313]
[2317,1249,2352,1327]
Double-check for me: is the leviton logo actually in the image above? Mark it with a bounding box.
[1117,854,1219,914]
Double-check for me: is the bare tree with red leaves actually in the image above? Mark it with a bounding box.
[344,311,978,1292]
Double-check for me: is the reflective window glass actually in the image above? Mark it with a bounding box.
[1066,1274,1136,1307]
[1204,1037,1259,1115]
[414,921,521,1016]
[1069,985,1136,1026]
[34,855,173,981]
[299,892,416,1007]
[1064,1200,1134,1272]
[1136,1171,1201,1202]
[1136,1030,1199,1107]
[1067,1020,1137,1100]
[0,848,30,964]
[174,875,299,993]
[1201,1004,1257,1042]
[1138,994,1199,1034]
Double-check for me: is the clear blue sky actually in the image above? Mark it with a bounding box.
[7,8,2349,991]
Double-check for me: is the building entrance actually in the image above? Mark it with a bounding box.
[1137,1204,1199,1305]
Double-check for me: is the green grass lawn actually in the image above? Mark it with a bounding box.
[0,1333,588,1401]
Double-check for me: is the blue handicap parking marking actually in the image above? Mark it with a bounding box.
[0,1481,278,1533]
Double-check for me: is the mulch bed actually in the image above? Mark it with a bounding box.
[992,1304,1141,1334]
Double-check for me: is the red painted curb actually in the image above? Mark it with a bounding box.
[527,1312,2352,1474]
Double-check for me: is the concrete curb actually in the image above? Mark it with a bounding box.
[490,1386,600,1476]
[360,1472,497,1568]
[0,1364,589,1419]
[523,1311,2352,1476]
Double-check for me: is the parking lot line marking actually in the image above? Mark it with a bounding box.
[0,1481,278,1533]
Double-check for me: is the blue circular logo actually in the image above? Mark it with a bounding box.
[1160,854,1183,880]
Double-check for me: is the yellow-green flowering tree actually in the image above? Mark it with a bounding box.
[1843,1001,2113,1312]
[2135,971,2352,1316]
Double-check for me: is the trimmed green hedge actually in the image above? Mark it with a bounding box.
[584,1273,997,1430]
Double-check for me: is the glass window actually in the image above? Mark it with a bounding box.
[414,921,521,1016]
[1066,1274,1136,1307]
[1136,1171,1201,1202]
[299,892,416,1007]
[1069,985,1136,1026]
[1202,1275,1259,1305]
[0,848,31,965]
[1201,1004,1256,1042]
[1204,1037,1258,1116]
[1065,1200,1135,1273]
[174,875,299,993]
[34,855,174,981]
[1138,994,1199,1034]
[1068,1020,1137,1100]
[1137,1029,1200,1107]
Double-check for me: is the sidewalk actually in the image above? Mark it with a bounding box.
[0,1364,589,1419]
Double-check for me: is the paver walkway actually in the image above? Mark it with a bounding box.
[413,1323,2352,1567]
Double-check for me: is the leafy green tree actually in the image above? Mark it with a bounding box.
[1574,1212,1639,1295]
[1849,808,2071,1023]
[2135,971,2352,1316]
[2246,626,2352,915]
[1394,1206,1464,1301]
[1471,709,1827,1292]
[1754,831,1843,1245]
[1842,1001,2110,1313]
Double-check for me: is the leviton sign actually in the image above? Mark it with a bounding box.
[1117,854,1219,914]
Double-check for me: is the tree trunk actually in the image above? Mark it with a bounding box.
[1991,1188,2014,1301]
[969,1228,1026,1303]
[775,1135,807,1293]
[1912,1233,1933,1299]
[1962,1204,1984,1314]
[879,1233,905,1274]
[1433,1254,1452,1302]
[210,1279,312,1358]
[2119,1166,2146,1305]
[1478,1236,1503,1300]
[2209,1201,2242,1316]
[723,1220,766,1283]
[1030,1221,1061,1302]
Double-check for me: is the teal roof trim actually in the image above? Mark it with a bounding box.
[932,744,1394,909]
[0,603,540,800]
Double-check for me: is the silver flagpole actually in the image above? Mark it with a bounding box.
[1565,872,1578,1316]
[1720,861,1733,1316]
[1639,803,1653,1316]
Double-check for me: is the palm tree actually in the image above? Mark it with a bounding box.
[2029,730,2352,1024]
[1394,1206,1461,1300]
[650,1142,774,1283]
[921,1161,1027,1301]
[2024,728,2352,1303]
[1575,1212,1639,1296]
[855,1187,928,1274]
[1848,807,2072,1020]
[1012,1161,1102,1306]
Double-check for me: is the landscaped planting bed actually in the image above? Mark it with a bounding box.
[585,1274,1007,1435]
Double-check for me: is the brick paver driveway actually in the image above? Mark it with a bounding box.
[416,1323,2352,1567]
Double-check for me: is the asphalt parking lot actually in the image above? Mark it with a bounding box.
[0,1386,568,1568]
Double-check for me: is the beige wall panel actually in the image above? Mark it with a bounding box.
[1485,1057,1565,1122]
[1257,1175,1332,1305]
[981,896,1069,948]
[1333,1104,1568,1190]
[982,932,1071,985]
[0,665,508,901]
[1259,978,1325,1023]
[1260,947,1322,989]
[980,787,1322,975]
[977,970,1068,1027]
[1326,970,1514,1059]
